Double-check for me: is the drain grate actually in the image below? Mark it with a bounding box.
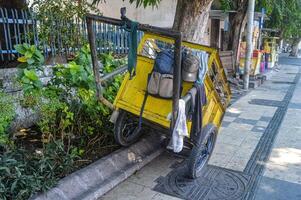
[154,165,251,200]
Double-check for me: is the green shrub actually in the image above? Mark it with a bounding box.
[0,141,77,200]
[14,44,45,94]
[0,92,15,148]
[30,0,100,51]
[14,44,44,70]
[11,43,125,199]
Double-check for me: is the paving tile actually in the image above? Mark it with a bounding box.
[215,133,246,146]
[128,169,164,188]
[255,176,301,200]
[218,127,236,136]
[256,121,269,127]
[227,122,254,131]
[264,162,301,185]
[268,147,301,169]
[233,118,258,126]
[212,142,238,156]
[274,125,301,138]
[288,102,301,109]
[259,116,273,122]
[208,152,232,168]
[261,110,277,117]
[137,154,182,177]
[101,181,157,200]
[225,155,250,172]
[240,135,261,149]
[223,116,237,122]
[225,112,240,118]
[151,193,182,200]
[273,138,301,149]
[221,121,231,128]
[251,126,266,133]
[234,146,257,159]
[239,112,263,120]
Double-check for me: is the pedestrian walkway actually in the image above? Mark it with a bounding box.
[254,57,301,200]
[100,56,301,200]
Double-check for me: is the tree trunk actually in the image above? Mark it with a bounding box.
[226,0,248,71]
[172,0,214,44]
[290,38,301,57]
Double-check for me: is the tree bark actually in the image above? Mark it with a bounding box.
[172,0,214,44]
[290,38,301,57]
[227,0,248,71]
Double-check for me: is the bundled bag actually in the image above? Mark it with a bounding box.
[147,50,174,98]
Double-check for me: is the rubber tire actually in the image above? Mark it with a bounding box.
[187,124,218,179]
[114,110,144,147]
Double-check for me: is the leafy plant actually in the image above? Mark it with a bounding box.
[15,44,45,93]
[0,141,77,200]
[100,52,126,103]
[19,69,43,93]
[14,44,44,70]
[30,0,100,52]
[0,92,15,149]
[103,74,123,103]
[220,0,233,11]
[100,52,126,73]
[12,43,124,200]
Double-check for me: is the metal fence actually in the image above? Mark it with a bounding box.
[0,8,143,63]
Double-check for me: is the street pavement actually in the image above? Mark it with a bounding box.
[254,56,301,199]
[100,56,301,200]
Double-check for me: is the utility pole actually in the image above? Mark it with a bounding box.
[243,0,256,89]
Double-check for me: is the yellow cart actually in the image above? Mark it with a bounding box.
[239,50,263,76]
[87,11,231,179]
[264,37,279,68]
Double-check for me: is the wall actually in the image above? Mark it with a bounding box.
[94,0,212,45]
[93,0,177,28]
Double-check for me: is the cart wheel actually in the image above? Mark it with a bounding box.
[114,110,144,147]
[187,124,218,179]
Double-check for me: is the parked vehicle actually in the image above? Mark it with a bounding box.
[87,9,231,179]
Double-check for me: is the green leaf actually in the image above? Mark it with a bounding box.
[27,58,35,65]
[33,80,43,88]
[0,167,10,174]
[25,51,33,59]
[17,56,27,63]
[24,69,39,81]
[10,180,18,193]
[14,44,26,55]
[30,45,36,52]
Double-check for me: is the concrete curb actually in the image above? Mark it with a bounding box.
[31,134,165,200]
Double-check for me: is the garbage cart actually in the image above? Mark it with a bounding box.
[86,9,231,179]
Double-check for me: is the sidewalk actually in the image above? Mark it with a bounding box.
[100,56,301,200]
[254,57,301,199]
